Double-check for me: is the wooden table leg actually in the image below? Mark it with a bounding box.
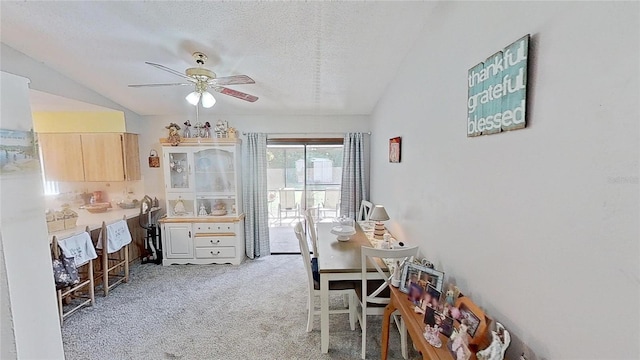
[381,299,397,360]
[320,273,330,353]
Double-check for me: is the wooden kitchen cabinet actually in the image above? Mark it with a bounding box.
[39,132,141,182]
[38,133,85,182]
[82,133,140,181]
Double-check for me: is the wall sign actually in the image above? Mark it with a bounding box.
[467,34,529,137]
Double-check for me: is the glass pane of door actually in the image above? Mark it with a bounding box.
[267,143,343,254]
[164,150,192,192]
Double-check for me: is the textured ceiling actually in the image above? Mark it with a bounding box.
[1,2,433,116]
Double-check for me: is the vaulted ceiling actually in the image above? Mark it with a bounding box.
[1,2,435,116]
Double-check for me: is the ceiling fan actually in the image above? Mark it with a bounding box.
[128,52,258,108]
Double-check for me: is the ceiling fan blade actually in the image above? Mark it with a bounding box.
[216,87,259,102]
[145,62,194,81]
[128,83,193,88]
[211,75,255,86]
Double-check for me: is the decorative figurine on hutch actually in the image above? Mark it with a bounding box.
[173,198,186,215]
[228,127,238,139]
[214,120,228,138]
[203,122,211,138]
[477,322,510,360]
[198,203,208,216]
[449,322,472,360]
[165,123,181,146]
[183,120,192,138]
[193,122,203,137]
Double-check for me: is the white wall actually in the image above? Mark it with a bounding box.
[370,2,639,359]
[0,71,65,359]
[0,44,144,133]
[138,114,370,200]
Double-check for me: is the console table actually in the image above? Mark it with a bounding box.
[382,285,457,360]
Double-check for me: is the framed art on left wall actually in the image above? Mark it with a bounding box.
[389,136,401,163]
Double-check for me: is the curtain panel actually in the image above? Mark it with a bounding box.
[340,132,368,219]
[242,133,270,259]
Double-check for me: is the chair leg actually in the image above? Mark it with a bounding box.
[343,293,349,308]
[124,245,129,283]
[306,292,314,332]
[361,307,367,359]
[400,317,408,359]
[348,292,356,331]
[57,289,63,325]
[102,251,109,297]
[88,260,95,306]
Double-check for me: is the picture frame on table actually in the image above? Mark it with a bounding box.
[423,305,455,338]
[389,136,401,163]
[399,262,445,294]
[453,296,488,346]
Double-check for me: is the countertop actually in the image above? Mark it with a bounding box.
[48,206,161,239]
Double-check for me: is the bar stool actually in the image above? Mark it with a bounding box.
[51,226,96,324]
[95,216,131,296]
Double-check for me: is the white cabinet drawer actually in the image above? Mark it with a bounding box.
[194,236,236,248]
[194,223,235,234]
[195,247,236,259]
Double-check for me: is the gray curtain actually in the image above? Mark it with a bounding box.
[340,132,368,219]
[243,133,270,259]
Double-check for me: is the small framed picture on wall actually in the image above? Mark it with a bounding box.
[389,137,401,163]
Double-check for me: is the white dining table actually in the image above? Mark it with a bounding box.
[317,221,385,353]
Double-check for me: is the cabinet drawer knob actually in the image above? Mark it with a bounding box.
[210,251,220,255]
[210,239,220,244]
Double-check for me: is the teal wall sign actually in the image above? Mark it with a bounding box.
[467,35,529,137]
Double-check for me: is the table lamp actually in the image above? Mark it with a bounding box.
[369,205,389,240]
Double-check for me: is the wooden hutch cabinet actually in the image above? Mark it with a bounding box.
[159,138,244,265]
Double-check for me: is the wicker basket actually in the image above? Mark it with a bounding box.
[47,220,65,233]
[64,217,78,229]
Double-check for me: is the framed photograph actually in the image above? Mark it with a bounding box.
[400,262,445,294]
[453,296,488,346]
[423,306,454,338]
[421,285,441,310]
[389,136,401,163]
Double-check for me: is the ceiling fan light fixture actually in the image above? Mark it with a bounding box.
[186,91,201,106]
[201,91,216,108]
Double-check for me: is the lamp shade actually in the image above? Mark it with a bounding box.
[201,91,216,108]
[369,205,390,221]
[185,91,201,106]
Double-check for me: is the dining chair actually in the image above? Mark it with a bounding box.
[358,200,374,222]
[51,226,97,324]
[294,222,357,332]
[95,216,131,296]
[358,246,419,359]
[304,208,319,257]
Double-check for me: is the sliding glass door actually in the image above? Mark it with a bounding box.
[267,140,343,254]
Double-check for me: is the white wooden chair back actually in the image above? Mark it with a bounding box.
[360,245,418,359]
[358,200,373,222]
[304,208,319,257]
[294,222,314,295]
[360,246,419,305]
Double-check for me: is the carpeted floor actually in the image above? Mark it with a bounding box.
[61,255,415,359]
